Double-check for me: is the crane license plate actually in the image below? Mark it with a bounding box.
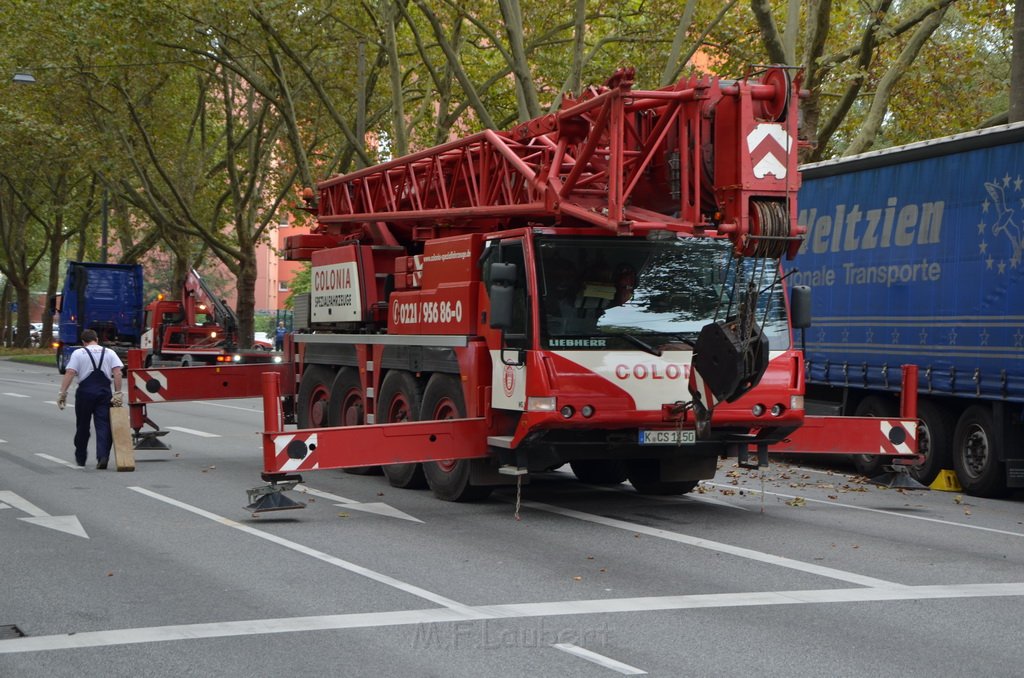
[639,429,696,445]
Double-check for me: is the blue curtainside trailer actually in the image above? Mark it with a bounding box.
[790,123,1024,497]
[53,261,145,374]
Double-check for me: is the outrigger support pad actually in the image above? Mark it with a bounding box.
[868,463,929,491]
[133,430,171,450]
[246,474,306,513]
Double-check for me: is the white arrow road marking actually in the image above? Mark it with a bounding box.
[3,392,29,398]
[164,426,220,438]
[0,438,7,443]
[297,484,423,523]
[0,490,89,539]
[3,582,1024,654]
[36,454,84,470]
[552,643,646,675]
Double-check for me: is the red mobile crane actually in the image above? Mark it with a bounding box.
[125,67,919,509]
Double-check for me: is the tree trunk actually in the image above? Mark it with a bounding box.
[235,256,257,349]
[1012,0,1024,123]
[843,5,950,156]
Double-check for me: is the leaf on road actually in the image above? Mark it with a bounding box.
[785,497,806,507]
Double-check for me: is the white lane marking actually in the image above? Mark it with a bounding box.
[786,465,858,479]
[36,454,84,470]
[0,502,10,509]
[584,482,747,511]
[44,401,58,405]
[0,377,53,386]
[0,439,7,443]
[201,401,260,412]
[684,493,747,510]
[3,392,29,398]
[128,487,474,613]
[705,482,1024,539]
[552,643,646,675]
[3,582,1024,655]
[519,500,898,588]
[164,426,221,438]
[296,485,423,523]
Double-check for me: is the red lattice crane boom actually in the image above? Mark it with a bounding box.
[285,66,804,261]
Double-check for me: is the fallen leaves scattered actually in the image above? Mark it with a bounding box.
[785,497,806,507]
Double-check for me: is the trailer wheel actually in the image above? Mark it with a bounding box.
[626,459,699,496]
[420,374,492,501]
[953,405,1006,498]
[570,460,628,485]
[297,365,335,429]
[851,395,897,477]
[379,370,428,489]
[909,399,953,485]
[327,368,382,476]
[56,345,67,375]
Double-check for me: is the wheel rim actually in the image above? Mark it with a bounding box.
[432,397,458,473]
[340,389,363,426]
[386,393,412,423]
[308,384,330,427]
[961,424,990,479]
[913,424,933,472]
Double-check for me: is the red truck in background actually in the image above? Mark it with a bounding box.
[123,66,919,510]
[139,268,276,367]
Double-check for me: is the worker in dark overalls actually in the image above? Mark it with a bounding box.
[57,328,125,469]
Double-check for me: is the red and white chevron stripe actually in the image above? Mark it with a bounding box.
[131,370,168,403]
[269,432,320,472]
[879,419,918,456]
[410,254,424,288]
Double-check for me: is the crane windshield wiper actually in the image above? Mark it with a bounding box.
[621,333,662,356]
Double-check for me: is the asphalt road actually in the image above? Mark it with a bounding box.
[1,358,1023,677]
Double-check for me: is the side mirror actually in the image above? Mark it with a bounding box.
[790,285,811,329]
[488,263,518,330]
[489,285,515,330]
[490,262,517,285]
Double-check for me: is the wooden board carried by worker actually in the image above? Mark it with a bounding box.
[110,406,135,472]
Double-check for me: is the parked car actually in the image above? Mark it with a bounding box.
[252,332,273,351]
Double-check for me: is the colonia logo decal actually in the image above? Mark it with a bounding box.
[614,363,689,380]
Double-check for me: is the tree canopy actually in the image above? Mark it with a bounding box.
[0,0,1015,345]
